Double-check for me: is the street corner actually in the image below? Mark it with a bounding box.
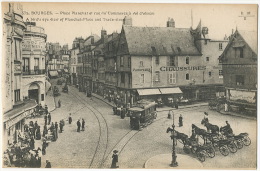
[144,153,203,169]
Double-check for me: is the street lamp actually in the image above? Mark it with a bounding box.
[171,111,178,167]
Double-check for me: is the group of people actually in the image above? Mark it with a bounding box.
[76,118,85,132]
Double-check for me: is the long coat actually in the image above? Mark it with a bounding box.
[111,154,118,168]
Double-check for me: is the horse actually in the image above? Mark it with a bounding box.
[166,127,189,145]
[191,124,208,144]
[201,118,219,134]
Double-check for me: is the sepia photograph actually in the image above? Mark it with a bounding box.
[1,1,258,169]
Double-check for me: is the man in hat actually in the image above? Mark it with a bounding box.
[77,119,81,132]
[178,114,183,127]
[111,150,119,168]
[47,113,52,125]
[45,160,51,168]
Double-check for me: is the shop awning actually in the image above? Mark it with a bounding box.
[159,87,183,94]
[64,69,69,73]
[49,71,59,77]
[45,80,52,93]
[137,88,161,96]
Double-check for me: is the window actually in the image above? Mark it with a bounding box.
[236,75,244,85]
[155,56,159,65]
[120,56,124,66]
[186,57,189,65]
[140,74,145,83]
[219,70,223,78]
[168,73,176,84]
[169,56,175,66]
[209,72,212,77]
[128,57,131,67]
[239,48,244,58]
[218,56,222,63]
[14,39,21,60]
[155,71,160,82]
[186,73,189,80]
[34,58,39,71]
[140,61,143,67]
[121,73,125,83]
[206,57,209,62]
[219,43,223,50]
[14,89,20,102]
[41,94,44,101]
[23,58,29,72]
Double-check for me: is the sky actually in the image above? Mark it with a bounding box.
[2,2,258,48]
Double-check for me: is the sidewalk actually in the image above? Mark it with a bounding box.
[218,109,256,120]
[144,153,203,169]
[45,86,57,112]
[92,93,208,111]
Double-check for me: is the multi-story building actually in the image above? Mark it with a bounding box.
[77,34,100,92]
[92,29,108,95]
[115,17,228,106]
[21,22,47,105]
[220,29,257,115]
[69,37,84,85]
[2,3,36,147]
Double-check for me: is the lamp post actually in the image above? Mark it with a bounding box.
[171,112,178,167]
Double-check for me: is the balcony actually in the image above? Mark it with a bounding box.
[23,69,46,75]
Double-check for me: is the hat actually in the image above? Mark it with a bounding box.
[113,150,118,153]
[204,112,208,115]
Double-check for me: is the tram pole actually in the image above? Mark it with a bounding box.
[171,111,178,167]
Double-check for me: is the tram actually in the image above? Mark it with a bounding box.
[128,99,157,130]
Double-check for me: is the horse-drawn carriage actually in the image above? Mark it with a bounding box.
[128,99,157,130]
[208,97,226,111]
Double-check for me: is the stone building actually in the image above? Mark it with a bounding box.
[115,17,228,106]
[21,22,47,105]
[220,29,257,115]
[2,3,36,147]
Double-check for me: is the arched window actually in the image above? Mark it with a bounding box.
[186,73,189,80]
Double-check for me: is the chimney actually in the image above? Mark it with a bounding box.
[123,16,132,26]
[101,29,107,42]
[167,18,175,28]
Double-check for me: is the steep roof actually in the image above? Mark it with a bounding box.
[238,30,257,54]
[123,25,201,56]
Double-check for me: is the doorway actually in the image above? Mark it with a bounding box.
[28,89,39,103]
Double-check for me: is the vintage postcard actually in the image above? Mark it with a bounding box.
[1,2,258,169]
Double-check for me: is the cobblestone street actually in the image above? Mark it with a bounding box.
[28,80,257,169]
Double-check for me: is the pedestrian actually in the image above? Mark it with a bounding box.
[224,103,229,112]
[77,119,81,132]
[45,160,51,168]
[42,140,47,155]
[58,100,61,108]
[178,114,183,127]
[35,126,41,140]
[59,120,64,133]
[81,119,85,131]
[68,113,72,124]
[55,122,59,138]
[36,147,42,168]
[111,150,119,168]
[48,113,51,125]
[43,124,47,137]
[44,114,47,125]
[45,105,49,114]
[30,137,35,149]
[204,112,209,122]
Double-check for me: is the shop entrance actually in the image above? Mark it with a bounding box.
[28,83,39,104]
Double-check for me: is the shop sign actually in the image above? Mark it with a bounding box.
[14,63,22,74]
[160,66,206,71]
[5,108,35,129]
[133,68,151,72]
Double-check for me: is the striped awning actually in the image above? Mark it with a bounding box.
[137,88,161,96]
[159,87,183,94]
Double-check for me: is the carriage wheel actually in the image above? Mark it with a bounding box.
[183,145,191,154]
[228,142,237,153]
[207,147,215,158]
[236,139,243,149]
[243,136,251,146]
[219,146,229,156]
[197,151,206,162]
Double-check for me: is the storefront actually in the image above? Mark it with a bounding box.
[3,100,36,148]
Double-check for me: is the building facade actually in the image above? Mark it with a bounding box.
[2,3,36,147]
[21,22,47,105]
[220,30,257,115]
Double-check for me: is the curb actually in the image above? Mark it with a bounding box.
[217,110,256,120]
